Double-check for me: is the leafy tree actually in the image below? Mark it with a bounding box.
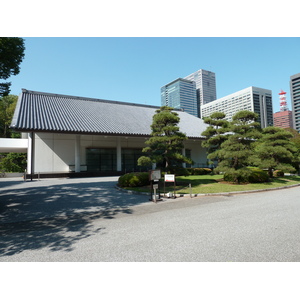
[0,37,25,96]
[139,106,192,170]
[201,112,230,165]
[0,152,27,173]
[0,94,19,138]
[284,128,300,173]
[0,93,25,174]
[216,110,262,172]
[137,156,152,168]
[253,126,298,177]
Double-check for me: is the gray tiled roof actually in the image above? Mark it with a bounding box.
[11,89,206,138]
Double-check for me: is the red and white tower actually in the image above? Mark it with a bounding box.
[279,89,288,111]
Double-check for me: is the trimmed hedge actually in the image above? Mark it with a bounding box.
[118,172,149,187]
[167,167,190,176]
[186,168,212,175]
[192,168,212,175]
[165,167,213,176]
[224,167,269,184]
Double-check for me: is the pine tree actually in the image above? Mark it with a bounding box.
[216,110,262,172]
[253,126,298,177]
[201,112,230,166]
[139,106,192,170]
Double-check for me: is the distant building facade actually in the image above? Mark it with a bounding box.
[201,86,273,128]
[184,69,217,105]
[273,110,293,128]
[184,69,217,118]
[161,78,198,117]
[290,73,300,132]
[161,69,217,118]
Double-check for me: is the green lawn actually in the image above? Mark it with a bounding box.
[123,174,300,194]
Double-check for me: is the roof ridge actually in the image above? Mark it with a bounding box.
[21,89,162,109]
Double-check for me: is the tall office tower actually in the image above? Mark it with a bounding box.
[290,73,300,132]
[161,78,198,117]
[184,69,217,118]
[273,90,293,129]
[201,86,273,128]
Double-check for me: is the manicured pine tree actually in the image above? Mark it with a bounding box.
[216,110,262,172]
[253,126,298,177]
[201,112,230,166]
[138,106,192,170]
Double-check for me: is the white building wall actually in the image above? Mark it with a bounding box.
[184,140,207,167]
[33,134,150,173]
[32,133,207,173]
[34,133,76,173]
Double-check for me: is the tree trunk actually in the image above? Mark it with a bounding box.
[268,168,273,178]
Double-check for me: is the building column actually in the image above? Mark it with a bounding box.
[182,148,186,168]
[117,137,122,172]
[27,132,35,180]
[75,135,81,172]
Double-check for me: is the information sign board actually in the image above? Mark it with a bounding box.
[164,174,175,182]
[150,170,161,181]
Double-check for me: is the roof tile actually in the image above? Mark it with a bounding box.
[11,89,206,138]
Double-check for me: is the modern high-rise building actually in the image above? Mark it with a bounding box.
[161,69,217,118]
[290,73,300,132]
[161,78,198,117]
[184,69,217,118]
[201,86,273,128]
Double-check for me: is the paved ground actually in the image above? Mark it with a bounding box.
[0,176,300,262]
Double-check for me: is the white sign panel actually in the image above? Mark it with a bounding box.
[164,174,175,182]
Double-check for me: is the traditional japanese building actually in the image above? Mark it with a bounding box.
[8,89,209,177]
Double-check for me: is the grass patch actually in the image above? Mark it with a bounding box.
[121,175,300,194]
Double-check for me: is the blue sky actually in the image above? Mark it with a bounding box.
[8,37,300,113]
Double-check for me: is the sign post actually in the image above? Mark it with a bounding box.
[164,174,176,198]
[149,170,161,202]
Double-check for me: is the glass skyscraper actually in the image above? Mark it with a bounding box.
[290,73,300,132]
[161,69,217,118]
[161,78,198,117]
[184,69,217,118]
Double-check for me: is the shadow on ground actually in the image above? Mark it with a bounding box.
[0,180,148,257]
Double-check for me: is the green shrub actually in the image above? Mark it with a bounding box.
[273,170,284,177]
[192,168,212,175]
[174,167,191,176]
[247,167,269,183]
[224,167,269,184]
[118,172,149,187]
